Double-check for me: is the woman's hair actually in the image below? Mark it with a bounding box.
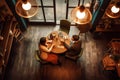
[72,35,79,41]
[39,37,46,45]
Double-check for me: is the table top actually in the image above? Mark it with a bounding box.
[47,31,70,54]
[102,55,116,70]
[111,42,120,48]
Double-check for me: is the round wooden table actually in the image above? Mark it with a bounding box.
[47,31,70,54]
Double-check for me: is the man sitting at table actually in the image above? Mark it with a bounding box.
[61,35,82,57]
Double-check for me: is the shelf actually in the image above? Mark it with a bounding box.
[96,23,120,32]
[0,0,19,80]
[96,27,120,32]
[0,17,13,56]
[4,35,13,65]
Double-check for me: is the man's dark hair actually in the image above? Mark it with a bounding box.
[72,35,79,41]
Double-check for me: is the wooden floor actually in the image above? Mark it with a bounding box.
[4,25,120,80]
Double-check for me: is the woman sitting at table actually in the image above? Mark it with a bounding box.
[61,35,82,56]
[39,37,59,64]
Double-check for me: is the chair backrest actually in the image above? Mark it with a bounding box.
[35,50,41,61]
[60,19,71,34]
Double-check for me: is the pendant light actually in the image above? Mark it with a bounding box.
[71,0,92,24]
[15,0,39,18]
[106,1,120,18]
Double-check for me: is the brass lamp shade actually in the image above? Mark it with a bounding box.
[106,2,120,18]
[15,0,38,18]
[71,6,92,24]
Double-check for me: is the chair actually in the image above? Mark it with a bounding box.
[102,54,116,70]
[34,50,48,64]
[65,48,83,61]
[14,28,24,43]
[60,19,71,34]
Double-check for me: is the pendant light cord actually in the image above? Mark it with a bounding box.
[82,0,84,6]
[78,0,81,6]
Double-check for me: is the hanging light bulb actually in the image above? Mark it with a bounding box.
[111,6,120,13]
[76,6,85,19]
[71,5,92,24]
[15,0,39,18]
[76,10,85,19]
[22,2,31,10]
[106,1,120,18]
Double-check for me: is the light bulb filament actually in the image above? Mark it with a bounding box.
[76,10,85,19]
[22,2,31,10]
[111,5,120,13]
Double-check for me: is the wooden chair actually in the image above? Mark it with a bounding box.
[60,19,71,34]
[34,50,48,64]
[14,28,24,43]
[102,54,116,70]
[65,48,83,61]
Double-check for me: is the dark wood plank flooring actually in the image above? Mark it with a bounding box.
[4,25,120,80]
